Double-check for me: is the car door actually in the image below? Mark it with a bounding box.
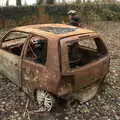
[21,36,49,95]
[0,31,28,86]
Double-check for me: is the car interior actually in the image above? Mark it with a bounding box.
[25,37,47,65]
[1,32,28,56]
[67,38,106,68]
[2,35,47,65]
[2,38,26,56]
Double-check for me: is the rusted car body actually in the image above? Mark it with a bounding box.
[0,24,109,110]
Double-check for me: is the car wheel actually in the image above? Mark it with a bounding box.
[36,89,55,112]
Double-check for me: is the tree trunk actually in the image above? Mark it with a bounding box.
[76,0,81,3]
[37,0,55,5]
[37,0,42,5]
[16,0,22,6]
[42,0,47,4]
[83,0,86,3]
[6,0,9,6]
[47,0,55,4]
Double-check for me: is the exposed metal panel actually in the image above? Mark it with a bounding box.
[0,49,20,86]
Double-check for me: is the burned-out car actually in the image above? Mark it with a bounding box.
[0,24,109,111]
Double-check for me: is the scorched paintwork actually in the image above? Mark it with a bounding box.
[0,24,110,104]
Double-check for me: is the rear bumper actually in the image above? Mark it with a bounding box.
[57,56,109,98]
[57,80,102,102]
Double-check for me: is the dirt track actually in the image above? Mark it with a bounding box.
[0,21,120,120]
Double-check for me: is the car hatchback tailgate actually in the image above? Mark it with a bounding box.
[71,57,109,91]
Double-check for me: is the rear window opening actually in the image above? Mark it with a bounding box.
[67,37,108,69]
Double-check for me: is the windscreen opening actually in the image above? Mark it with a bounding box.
[1,31,29,56]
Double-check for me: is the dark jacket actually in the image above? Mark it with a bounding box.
[70,15,81,27]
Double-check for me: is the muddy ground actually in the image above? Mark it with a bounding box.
[0,21,120,120]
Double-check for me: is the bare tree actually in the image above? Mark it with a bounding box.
[83,0,86,3]
[76,0,81,3]
[36,0,42,5]
[5,0,22,6]
[6,0,9,6]
[16,0,22,6]
[37,0,55,5]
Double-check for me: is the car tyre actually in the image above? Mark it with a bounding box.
[36,89,55,112]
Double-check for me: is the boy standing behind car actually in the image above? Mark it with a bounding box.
[67,10,81,27]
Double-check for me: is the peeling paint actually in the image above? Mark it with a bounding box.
[0,24,110,103]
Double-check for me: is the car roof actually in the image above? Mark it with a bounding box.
[12,24,95,40]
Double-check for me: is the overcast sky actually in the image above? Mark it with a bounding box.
[0,0,119,6]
